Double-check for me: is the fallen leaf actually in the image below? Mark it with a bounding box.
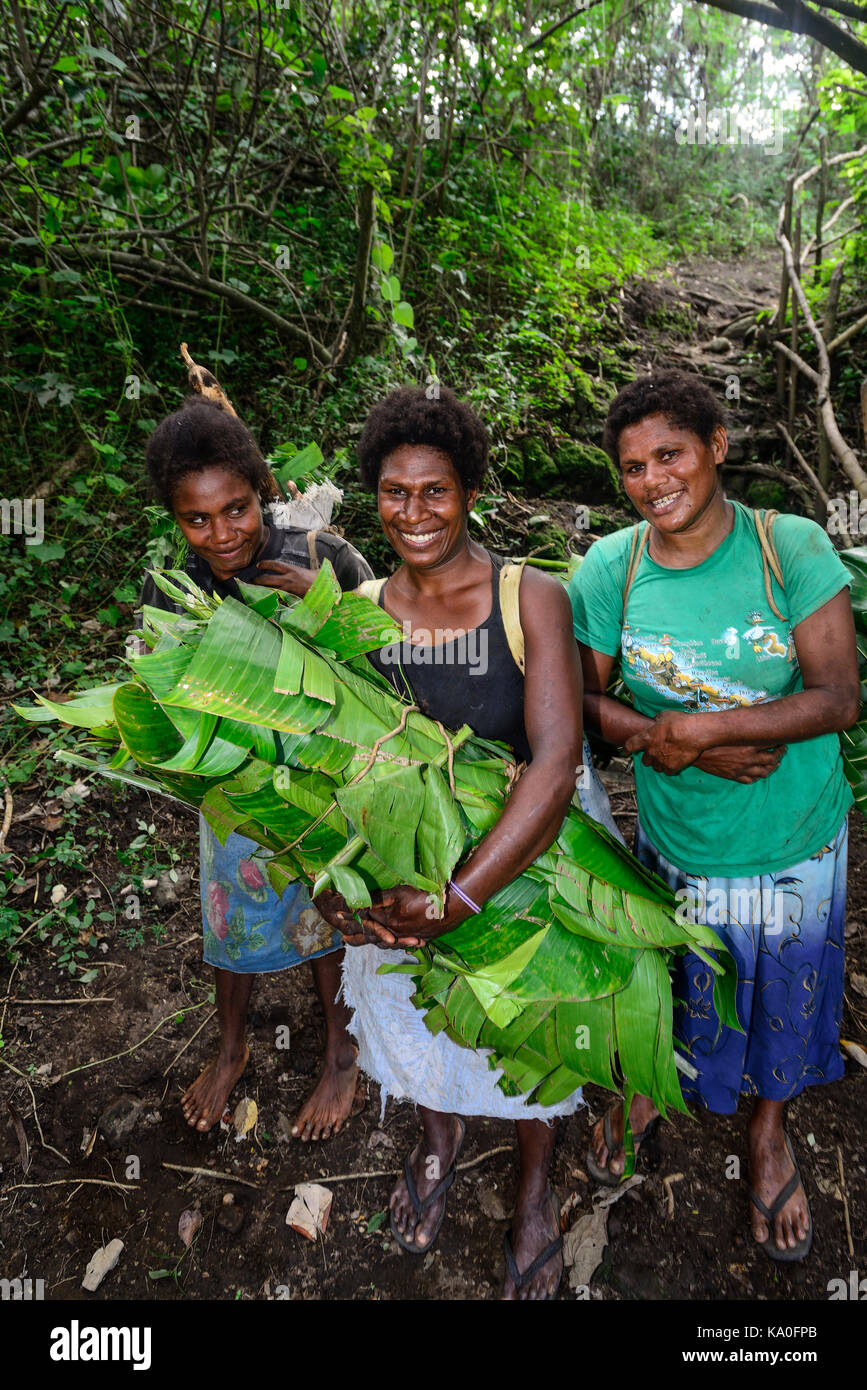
[60,778,91,807]
[178,1209,202,1248]
[849,973,867,1000]
[82,1238,124,1292]
[233,1096,257,1138]
[841,1039,867,1070]
[594,1173,644,1210]
[477,1184,508,1222]
[563,1207,608,1289]
[662,1171,685,1220]
[286,1182,332,1241]
[50,884,67,906]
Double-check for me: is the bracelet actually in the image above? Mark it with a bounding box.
[448,879,483,915]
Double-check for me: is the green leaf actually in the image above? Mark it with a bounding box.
[393,301,414,328]
[380,275,401,303]
[371,242,394,273]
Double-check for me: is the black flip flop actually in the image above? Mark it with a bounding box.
[748,1132,813,1263]
[389,1117,466,1254]
[502,1189,563,1300]
[586,1107,660,1187]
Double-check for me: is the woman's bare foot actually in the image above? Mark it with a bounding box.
[291,1041,362,1141]
[181,1045,250,1132]
[501,1190,562,1300]
[748,1114,810,1254]
[590,1093,659,1181]
[389,1112,463,1250]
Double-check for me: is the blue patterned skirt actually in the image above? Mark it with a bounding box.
[635,817,848,1113]
[198,812,343,973]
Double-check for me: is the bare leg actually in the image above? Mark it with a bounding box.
[389,1106,463,1249]
[181,967,252,1132]
[501,1119,562,1300]
[748,1098,810,1252]
[590,1093,659,1180]
[291,949,362,1141]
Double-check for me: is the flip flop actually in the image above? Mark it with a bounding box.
[502,1189,563,1300]
[389,1117,466,1254]
[748,1132,813,1263]
[586,1107,660,1187]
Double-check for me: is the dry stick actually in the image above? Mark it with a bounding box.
[162,1163,260,1190]
[0,1056,69,1164]
[0,996,114,1006]
[775,423,855,546]
[819,263,846,510]
[278,1142,516,1190]
[837,1145,855,1262]
[56,999,210,1080]
[786,206,802,457]
[0,784,12,854]
[0,960,19,1037]
[776,220,867,497]
[829,312,867,354]
[162,1008,216,1077]
[5,1178,139,1194]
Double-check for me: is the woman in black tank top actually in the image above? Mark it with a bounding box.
[315,386,583,1299]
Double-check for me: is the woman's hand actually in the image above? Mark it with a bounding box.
[695,743,787,783]
[625,710,709,774]
[255,559,315,596]
[313,888,398,948]
[363,884,470,949]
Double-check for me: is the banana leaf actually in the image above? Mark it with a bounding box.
[15,562,741,1122]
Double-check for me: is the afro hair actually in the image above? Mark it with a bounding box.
[603,369,726,464]
[357,385,489,493]
[145,397,277,510]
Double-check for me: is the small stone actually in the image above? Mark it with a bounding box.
[477,1184,508,1222]
[98,1094,143,1148]
[82,1238,124,1292]
[217,1200,245,1235]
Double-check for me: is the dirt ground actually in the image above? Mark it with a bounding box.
[0,762,864,1304]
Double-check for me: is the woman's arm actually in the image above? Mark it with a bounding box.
[625,589,860,775]
[580,644,788,783]
[345,570,583,947]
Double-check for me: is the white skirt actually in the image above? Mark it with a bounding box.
[341,942,582,1120]
[340,737,621,1121]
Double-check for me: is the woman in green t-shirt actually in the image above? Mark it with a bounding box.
[569,368,860,1262]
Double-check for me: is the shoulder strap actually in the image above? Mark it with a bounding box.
[500,560,526,674]
[306,529,320,571]
[622,523,649,615]
[752,508,787,622]
[356,577,387,601]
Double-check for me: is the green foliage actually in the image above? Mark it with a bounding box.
[17,564,738,1114]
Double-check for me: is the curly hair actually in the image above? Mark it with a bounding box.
[357,385,489,493]
[145,397,277,510]
[603,369,726,464]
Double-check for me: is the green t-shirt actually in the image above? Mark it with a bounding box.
[568,502,853,875]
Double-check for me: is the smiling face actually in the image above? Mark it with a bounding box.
[170,466,266,581]
[377,444,477,569]
[616,413,727,533]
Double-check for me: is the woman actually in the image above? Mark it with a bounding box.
[315,385,588,1301]
[569,368,859,1261]
[141,395,373,1138]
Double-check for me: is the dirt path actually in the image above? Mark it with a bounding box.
[0,766,863,1303]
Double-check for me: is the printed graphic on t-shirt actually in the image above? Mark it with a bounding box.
[621,605,794,712]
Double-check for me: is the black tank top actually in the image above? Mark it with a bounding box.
[368,552,531,763]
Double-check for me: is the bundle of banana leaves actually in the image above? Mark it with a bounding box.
[840,547,867,820]
[16,564,738,1119]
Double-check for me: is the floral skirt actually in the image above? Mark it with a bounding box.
[199,812,342,973]
[635,817,848,1114]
